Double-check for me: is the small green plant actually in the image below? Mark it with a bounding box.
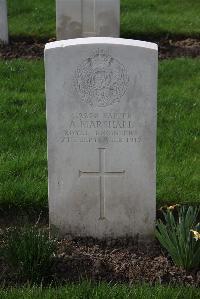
[3,226,56,283]
[156,205,200,270]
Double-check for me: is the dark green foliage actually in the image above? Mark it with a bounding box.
[156,206,200,270]
[2,226,56,283]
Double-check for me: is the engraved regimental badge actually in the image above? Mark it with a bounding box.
[73,49,129,107]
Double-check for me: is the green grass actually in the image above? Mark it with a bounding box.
[0,58,199,208]
[0,283,199,299]
[8,0,55,40]
[157,59,200,205]
[7,0,200,39]
[121,0,200,38]
[0,60,47,208]
[3,226,56,283]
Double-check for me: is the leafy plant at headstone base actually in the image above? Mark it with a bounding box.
[155,205,200,270]
[2,226,56,283]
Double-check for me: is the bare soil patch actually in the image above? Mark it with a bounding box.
[0,232,199,287]
[0,206,199,286]
[52,238,200,286]
[159,38,200,59]
[0,37,200,60]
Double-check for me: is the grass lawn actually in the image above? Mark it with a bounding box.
[7,0,200,39]
[0,283,199,299]
[0,58,199,209]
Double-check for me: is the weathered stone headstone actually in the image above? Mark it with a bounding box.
[45,37,158,239]
[0,0,8,44]
[56,0,120,40]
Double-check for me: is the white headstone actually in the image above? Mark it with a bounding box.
[56,0,120,40]
[0,0,8,44]
[45,37,158,240]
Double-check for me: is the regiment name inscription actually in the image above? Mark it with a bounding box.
[61,111,142,143]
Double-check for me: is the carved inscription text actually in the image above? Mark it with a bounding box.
[61,112,142,144]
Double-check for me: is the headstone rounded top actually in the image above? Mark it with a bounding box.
[45,37,158,51]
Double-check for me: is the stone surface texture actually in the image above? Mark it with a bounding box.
[56,0,120,40]
[0,0,8,44]
[45,37,158,239]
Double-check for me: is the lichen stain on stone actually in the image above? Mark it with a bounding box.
[97,12,117,36]
[57,16,82,39]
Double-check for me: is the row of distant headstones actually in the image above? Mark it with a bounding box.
[0,0,8,43]
[0,0,120,44]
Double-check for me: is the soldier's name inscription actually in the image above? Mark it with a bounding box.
[61,111,142,143]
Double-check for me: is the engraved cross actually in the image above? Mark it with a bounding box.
[82,0,96,37]
[79,148,125,220]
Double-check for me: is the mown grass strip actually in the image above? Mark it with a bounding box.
[0,283,199,299]
[7,0,200,39]
[0,58,199,208]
